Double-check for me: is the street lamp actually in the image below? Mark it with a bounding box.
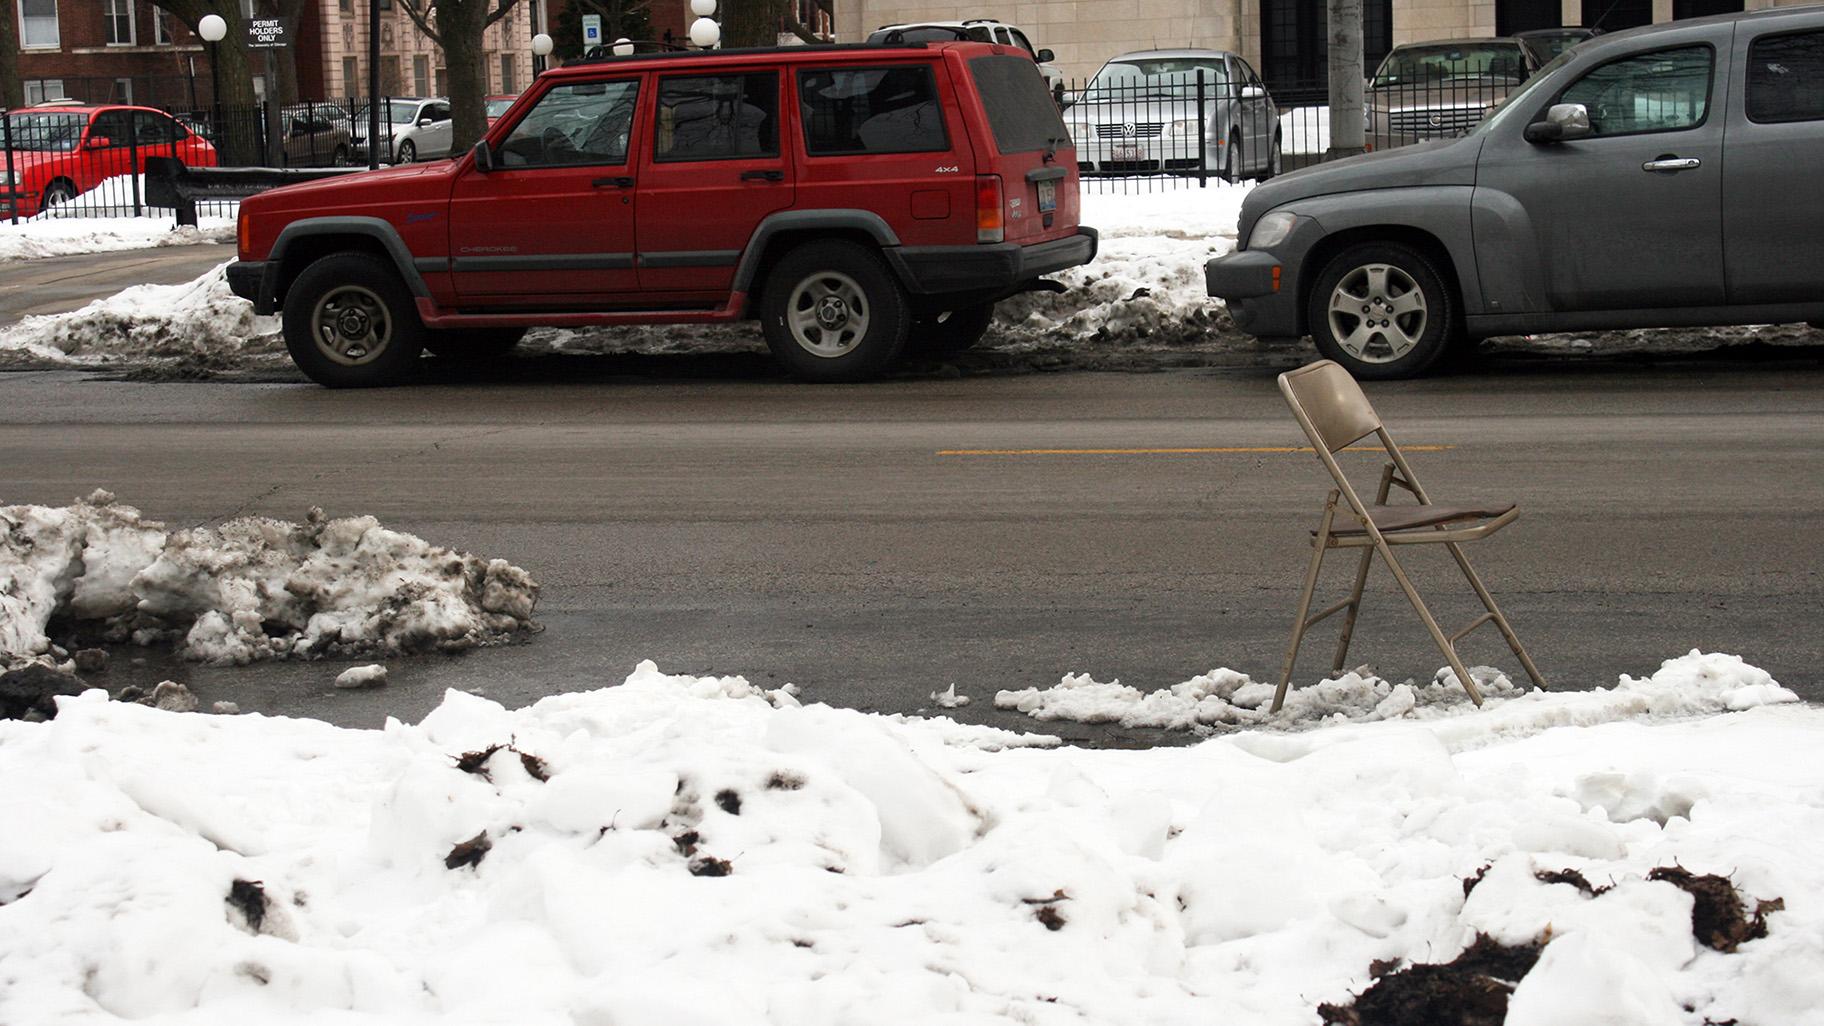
[688,0,719,49]
[198,14,226,151]
[612,37,634,57]
[532,32,554,74]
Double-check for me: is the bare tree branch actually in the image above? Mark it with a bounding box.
[397,0,444,47]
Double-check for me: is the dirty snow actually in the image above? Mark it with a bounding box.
[0,261,280,368]
[1,654,1819,1025]
[0,493,538,669]
[0,216,233,262]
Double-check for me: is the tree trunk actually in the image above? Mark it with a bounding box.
[0,0,24,111]
[439,0,492,152]
[721,0,788,49]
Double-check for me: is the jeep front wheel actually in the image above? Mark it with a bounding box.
[759,241,909,382]
[281,252,425,387]
[1306,242,1455,380]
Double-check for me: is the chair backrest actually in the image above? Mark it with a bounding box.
[1278,361,1383,454]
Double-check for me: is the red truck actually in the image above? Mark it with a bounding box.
[228,41,1097,386]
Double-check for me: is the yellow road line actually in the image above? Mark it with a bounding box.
[937,445,1454,456]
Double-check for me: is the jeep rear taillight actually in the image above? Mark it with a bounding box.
[237,211,251,260]
[975,175,1004,244]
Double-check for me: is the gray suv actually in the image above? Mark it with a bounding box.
[1205,5,1824,377]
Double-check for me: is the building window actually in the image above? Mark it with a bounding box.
[154,8,173,45]
[105,0,135,45]
[20,0,58,49]
[1258,0,1392,95]
[500,54,515,94]
[343,57,360,98]
[340,0,352,9]
[413,55,429,96]
[25,79,67,104]
[114,78,135,104]
[380,56,402,96]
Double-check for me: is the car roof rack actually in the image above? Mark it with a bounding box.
[570,40,929,67]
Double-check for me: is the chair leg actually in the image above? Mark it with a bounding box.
[1375,540,1484,706]
[1444,541,1547,690]
[1331,545,1375,673]
[1273,493,1338,714]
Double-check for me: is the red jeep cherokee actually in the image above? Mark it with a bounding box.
[228,42,1096,386]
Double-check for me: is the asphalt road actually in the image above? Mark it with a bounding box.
[0,244,237,326]
[3,355,1820,743]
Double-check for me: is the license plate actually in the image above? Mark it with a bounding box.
[1112,144,1145,161]
[1037,179,1056,212]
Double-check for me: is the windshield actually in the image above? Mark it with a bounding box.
[5,112,88,152]
[486,98,515,118]
[1523,31,1590,60]
[1473,49,1576,135]
[354,100,420,124]
[1082,58,1230,101]
[1372,44,1529,87]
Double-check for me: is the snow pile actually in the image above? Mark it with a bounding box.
[0,215,233,262]
[996,650,1797,734]
[0,261,281,368]
[1,656,1819,1025]
[0,493,539,668]
[1000,185,1248,340]
[1283,104,1331,155]
[17,173,238,223]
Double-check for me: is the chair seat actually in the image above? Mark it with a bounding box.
[1324,502,1517,536]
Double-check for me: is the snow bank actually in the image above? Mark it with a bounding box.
[995,650,1798,737]
[0,261,280,368]
[0,493,538,668]
[0,216,233,263]
[1283,105,1331,155]
[1000,185,1248,339]
[1,655,1818,1025]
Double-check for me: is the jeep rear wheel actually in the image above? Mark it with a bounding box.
[1307,242,1455,380]
[909,302,995,354]
[281,252,425,387]
[760,241,909,382]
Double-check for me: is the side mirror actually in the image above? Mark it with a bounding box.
[1036,48,1055,63]
[85,136,112,149]
[418,117,435,127]
[1241,84,1266,100]
[471,140,493,172]
[1524,102,1591,144]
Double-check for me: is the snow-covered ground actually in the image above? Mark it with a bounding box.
[0,261,280,369]
[0,175,235,261]
[1282,105,1331,156]
[0,494,538,670]
[0,651,1816,1024]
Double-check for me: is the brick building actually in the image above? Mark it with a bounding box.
[15,1,219,108]
[837,0,1813,93]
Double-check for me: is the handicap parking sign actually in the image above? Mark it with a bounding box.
[583,14,603,47]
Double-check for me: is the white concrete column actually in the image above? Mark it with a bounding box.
[1653,0,1674,22]
[1562,0,1581,27]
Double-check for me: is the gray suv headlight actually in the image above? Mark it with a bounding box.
[1247,211,1299,250]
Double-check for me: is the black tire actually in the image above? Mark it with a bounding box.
[332,144,350,167]
[909,302,996,354]
[1306,242,1456,380]
[42,180,76,209]
[397,139,416,164]
[424,327,526,360]
[281,252,426,388]
[758,241,910,382]
[1220,133,1238,183]
[1262,132,1283,181]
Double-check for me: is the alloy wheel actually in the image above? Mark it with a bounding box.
[1325,263,1429,364]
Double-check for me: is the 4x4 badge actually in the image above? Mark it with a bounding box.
[934,165,959,173]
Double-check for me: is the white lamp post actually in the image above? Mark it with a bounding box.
[688,0,719,48]
[612,37,634,57]
[198,14,227,110]
[531,32,553,73]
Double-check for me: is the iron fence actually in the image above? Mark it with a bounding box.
[2,98,403,225]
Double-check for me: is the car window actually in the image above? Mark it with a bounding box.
[1746,30,1824,124]
[425,102,451,123]
[88,110,132,147]
[1558,45,1711,136]
[1009,28,1038,57]
[497,79,639,168]
[799,65,948,156]
[969,54,1071,152]
[134,111,178,145]
[1082,58,1230,101]
[1372,43,1530,87]
[654,72,779,162]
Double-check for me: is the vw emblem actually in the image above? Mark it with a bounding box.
[1427,112,1443,128]
[1121,121,1138,138]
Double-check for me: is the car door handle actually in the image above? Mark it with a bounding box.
[592,176,634,188]
[1642,156,1700,173]
[740,169,784,183]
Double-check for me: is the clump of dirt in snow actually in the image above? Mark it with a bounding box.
[1318,933,1546,1026]
[444,831,492,870]
[1648,867,1783,952]
[1,493,539,674]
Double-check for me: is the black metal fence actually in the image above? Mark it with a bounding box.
[1061,72,1516,193]
[2,98,403,225]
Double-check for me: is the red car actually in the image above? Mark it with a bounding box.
[230,41,1094,386]
[484,94,518,128]
[1,103,218,218]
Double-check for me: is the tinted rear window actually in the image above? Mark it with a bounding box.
[800,66,948,155]
[1746,30,1824,124]
[968,55,1067,153]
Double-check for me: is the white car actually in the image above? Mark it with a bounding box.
[865,19,1064,100]
[351,97,452,164]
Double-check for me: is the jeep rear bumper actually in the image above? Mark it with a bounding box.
[886,227,1098,294]
[226,260,273,313]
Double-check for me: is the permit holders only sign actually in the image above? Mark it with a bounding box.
[246,17,291,49]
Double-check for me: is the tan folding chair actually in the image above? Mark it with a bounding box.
[1273,360,1545,712]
